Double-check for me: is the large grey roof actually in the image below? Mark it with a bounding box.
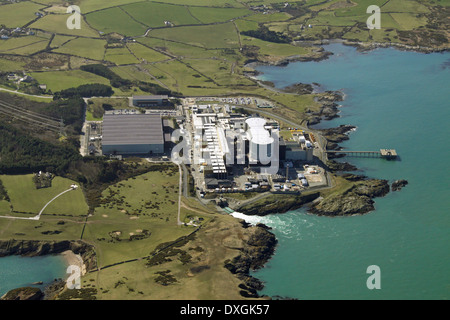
[102,114,164,145]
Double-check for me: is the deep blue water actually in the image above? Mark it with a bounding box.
[243,42,450,299]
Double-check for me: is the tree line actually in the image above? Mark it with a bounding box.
[241,26,291,44]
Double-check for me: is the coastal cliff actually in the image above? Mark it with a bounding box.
[0,239,97,272]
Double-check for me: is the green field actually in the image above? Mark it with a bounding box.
[126,42,168,63]
[30,69,110,92]
[54,37,107,61]
[49,35,76,48]
[86,7,148,36]
[0,1,45,27]
[188,6,252,24]
[29,13,100,38]
[148,22,240,49]
[105,47,139,65]
[0,36,49,55]
[121,2,199,27]
[0,174,88,216]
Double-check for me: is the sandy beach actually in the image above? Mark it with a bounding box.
[60,250,86,276]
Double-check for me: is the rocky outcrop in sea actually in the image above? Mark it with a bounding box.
[308,179,390,216]
[392,179,408,191]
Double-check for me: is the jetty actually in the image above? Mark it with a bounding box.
[326,149,398,159]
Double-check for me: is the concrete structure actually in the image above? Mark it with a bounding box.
[102,114,164,155]
[132,95,169,107]
[283,141,314,161]
[245,117,274,164]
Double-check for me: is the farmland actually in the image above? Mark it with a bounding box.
[1,0,446,102]
[0,174,88,218]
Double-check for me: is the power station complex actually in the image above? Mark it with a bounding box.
[95,95,322,194]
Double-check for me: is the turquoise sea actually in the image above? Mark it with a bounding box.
[244,42,450,299]
[0,255,67,297]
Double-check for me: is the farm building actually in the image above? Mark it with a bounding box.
[102,114,164,155]
[132,95,169,107]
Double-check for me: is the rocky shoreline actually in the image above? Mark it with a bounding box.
[342,40,449,54]
[224,222,278,298]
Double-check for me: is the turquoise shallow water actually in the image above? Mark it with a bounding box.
[246,43,450,299]
[0,255,67,296]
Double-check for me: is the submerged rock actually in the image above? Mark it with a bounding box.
[392,179,408,191]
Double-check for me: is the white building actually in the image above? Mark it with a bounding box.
[245,117,274,164]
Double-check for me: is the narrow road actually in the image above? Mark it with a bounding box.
[0,87,53,99]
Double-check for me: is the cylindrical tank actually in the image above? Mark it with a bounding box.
[246,117,274,163]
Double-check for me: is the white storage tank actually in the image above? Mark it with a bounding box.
[245,117,274,163]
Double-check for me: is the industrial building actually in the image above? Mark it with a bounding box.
[132,95,169,108]
[281,140,314,161]
[192,111,228,176]
[102,114,164,155]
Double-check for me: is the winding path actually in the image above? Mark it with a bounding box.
[0,186,77,221]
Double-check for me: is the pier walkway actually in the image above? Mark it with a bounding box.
[326,149,398,159]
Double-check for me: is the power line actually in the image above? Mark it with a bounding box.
[0,99,60,121]
[0,100,60,124]
[0,108,60,131]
